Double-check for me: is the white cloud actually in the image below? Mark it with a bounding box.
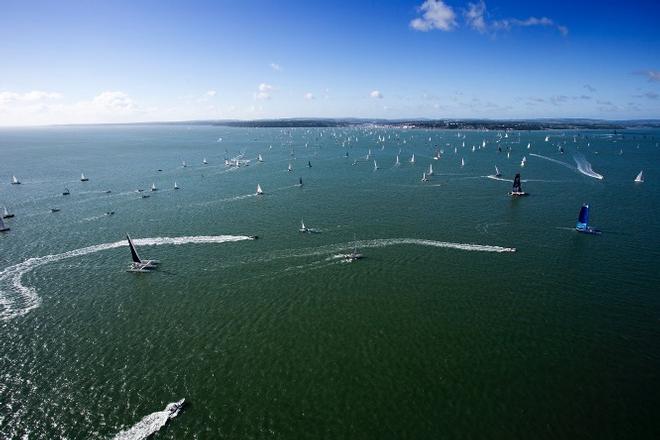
[370,90,383,99]
[206,90,217,97]
[410,0,457,32]
[91,91,136,111]
[0,90,63,105]
[254,83,274,100]
[270,63,282,72]
[464,1,567,36]
[304,92,315,100]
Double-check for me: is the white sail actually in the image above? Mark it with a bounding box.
[288,163,292,172]
[521,156,526,167]
[182,161,187,167]
[151,183,157,191]
[471,145,475,152]
[258,154,263,162]
[373,160,378,171]
[428,163,433,175]
[80,173,87,181]
[410,154,415,164]
[0,216,8,231]
[495,166,501,176]
[527,142,531,149]
[395,155,400,166]
[454,147,457,154]
[3,206,9,217]
[203,158,208,164]
[421,172,428,182]
[634,170,644,183]
[256,184,263,195]
[174,181,179,189]
[461,157,465,167]
[482,140,486,148]
[545,136,549,142]
[11,175,19,184]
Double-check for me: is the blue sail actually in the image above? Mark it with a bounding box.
[576,204,589,231]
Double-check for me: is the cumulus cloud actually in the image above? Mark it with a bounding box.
[304,92,315,100]
[464,1,567,36]
[370,90,383,99]
[91,91,136,111]
[254,83,273,100]
[270,63,282,72]
[410,0,457,32]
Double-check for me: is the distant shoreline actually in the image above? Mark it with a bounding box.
[5,118,660,131]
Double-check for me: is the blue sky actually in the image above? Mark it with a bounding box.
[1,0,659,125]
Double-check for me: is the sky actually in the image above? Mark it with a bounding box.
[1,0,659,126]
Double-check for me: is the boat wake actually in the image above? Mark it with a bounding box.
[0,235,254,321]
[112,399,184,440]
[573,153,604,180]
[529,153,604,180]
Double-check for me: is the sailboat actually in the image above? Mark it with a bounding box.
[428,163,433,176]
[256,184,264,195]
[482,140,486,148]
[307,160,312,168]
[62,188,70,196]
[395,155,400,166]
[299,219,308,233]
[545,135,550,142]
[509,173,529,196]
[3,206,14,219]
[126,234,159,272]
[410,154,415,164]
[373,160,378,171]
[11,175,20,185]
[174,182,179,190]
[182,161,187,168]
[520,156,527,167]
[366,149,372,160]
[461,158,465,167]
[471,145,476,152]
[346,234,363,262]
[494,166,502,177]
[344,151,349,158]
[0,216,9,232]
[258,154,264,162]
[575,203,601,235]
[150,183,157,191]
[203,158,208,164]
[298,177,303,187]
[527,142,531,149]
[288,163,293,172]
[421,172,428,182]
[634,170,644,183]
[80,173,88,182]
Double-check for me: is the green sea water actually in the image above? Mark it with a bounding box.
[1,125,659,439]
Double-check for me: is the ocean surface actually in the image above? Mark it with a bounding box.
[1,125,659,439]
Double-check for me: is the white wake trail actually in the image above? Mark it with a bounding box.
[529,153,604,180]
[0,235,253,321]
[112,399,184,440]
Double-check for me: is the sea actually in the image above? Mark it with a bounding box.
[1,125,659,439]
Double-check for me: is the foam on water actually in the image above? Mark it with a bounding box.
[112,399,184,440]
[0,235,254,321]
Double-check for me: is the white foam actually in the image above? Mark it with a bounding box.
[0,235,253,321]
[112,399,184,440]
[529,153,604,180]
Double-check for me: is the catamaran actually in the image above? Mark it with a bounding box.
[509,173,529,196]
[11,175,20,185]
[256,184,264,195]
[80,173,88,182]
[3,206,14,219]
[0,216,9,232]
[150,183,157,191]
[126,234,159,272]
[494,166,502,177]
[634,170,644,183]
